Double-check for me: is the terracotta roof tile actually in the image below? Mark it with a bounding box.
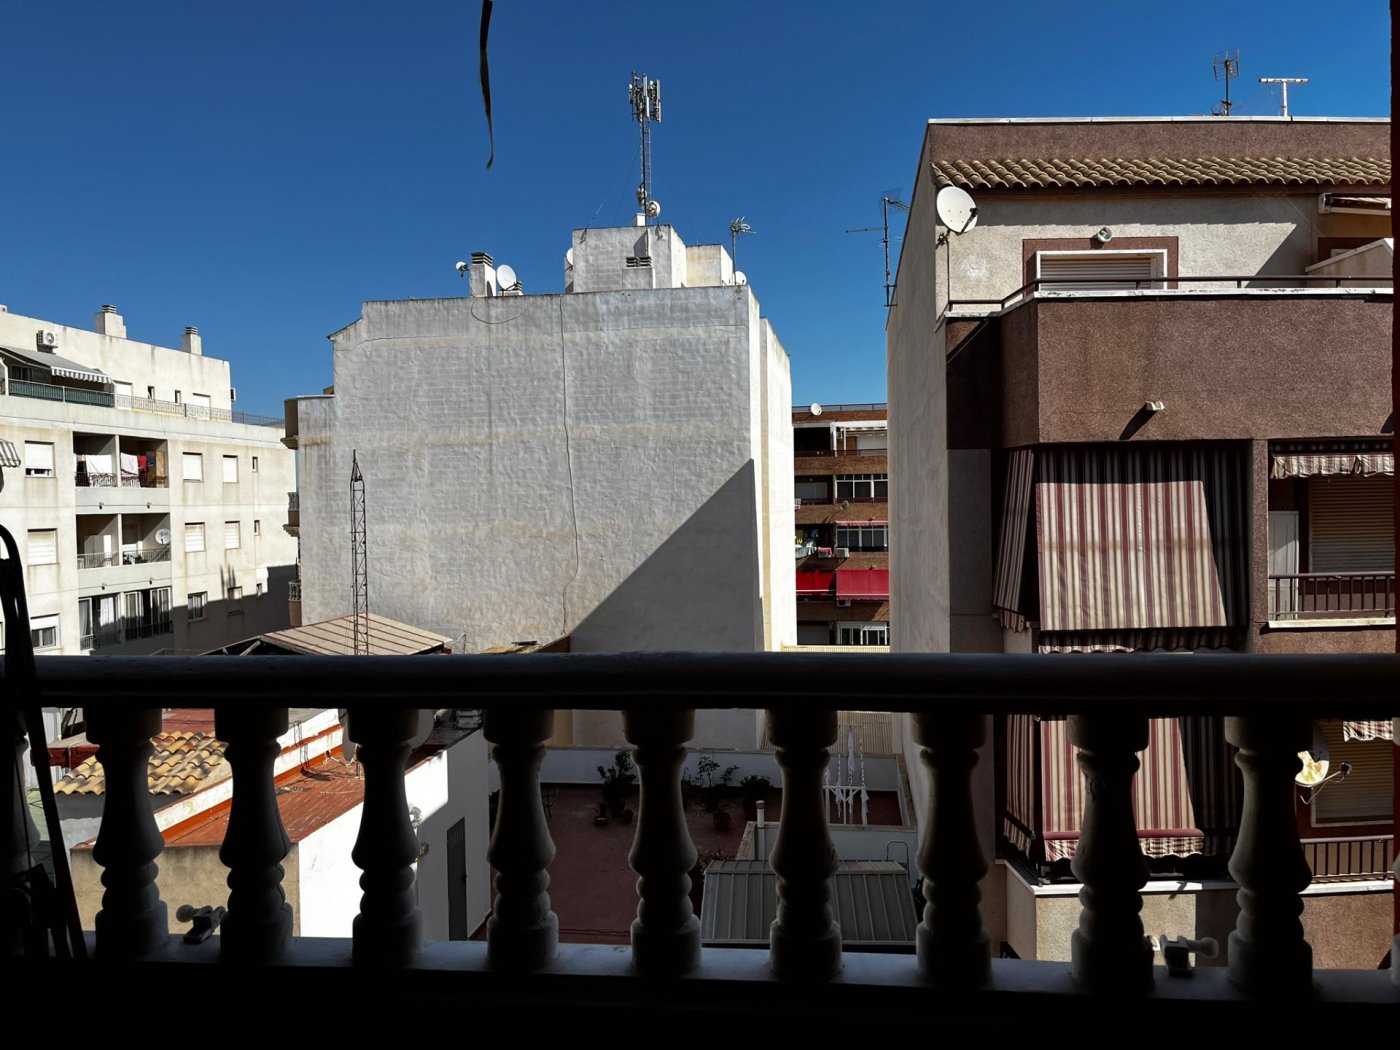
[55,731,227,796]
[930,156,1390,190]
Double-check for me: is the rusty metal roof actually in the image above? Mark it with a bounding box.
[55,731,227,797]
[699,860,917,947]
[931,156,1390,190]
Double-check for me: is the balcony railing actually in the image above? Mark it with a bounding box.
[80,619,174,651]
[949,273,1395,314]
[8,379,115,408]
[1303,834,1395,883]
[9,653,1397,1022]
[796,447,890,458]
[1,379,282,426]
[1269,571,1396,621]
[76,545,171,569]
[287,491,299,512]
[74,471,168,488]
[288,580,301,601]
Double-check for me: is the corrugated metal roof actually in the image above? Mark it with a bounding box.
[257,613,450,656]
[700,860,917,946]
[930,156,1390,191]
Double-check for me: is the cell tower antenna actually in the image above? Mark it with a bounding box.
[845,194,909,307]
[350,450,369,656]
[1212,49,1241,116]
[629,71,663,224]
[1258,76,1309,117]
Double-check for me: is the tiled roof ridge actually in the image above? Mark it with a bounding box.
[55,730,228,796]
[931,155,1391,190]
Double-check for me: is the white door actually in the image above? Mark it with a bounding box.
[1268,511,1300,619]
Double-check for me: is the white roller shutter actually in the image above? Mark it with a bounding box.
[27,530,57,565]
[1308,476,1393,572]
[1314,720,1394,824]
[1037,251,1164,291]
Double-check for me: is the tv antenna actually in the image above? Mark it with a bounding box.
[1212,50,1240,116]
[350,450,369,656]
[1258,77,1309,117]
[629,72,663,224]
[845,194,909,307]
[729,217,754,272]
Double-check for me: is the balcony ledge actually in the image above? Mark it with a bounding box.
[1266,617,1396,630]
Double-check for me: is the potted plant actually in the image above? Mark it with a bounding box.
[739,774,771,821]
[597,749,636,820]
[712,799,733,831]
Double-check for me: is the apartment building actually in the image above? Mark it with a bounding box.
[285,222,794,749]
[887,116,1393,966]
[0,304,297,656]
[793,403,890,646]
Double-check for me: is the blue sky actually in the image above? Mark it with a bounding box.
[3,1,1390,416]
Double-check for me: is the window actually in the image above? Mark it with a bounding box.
[224,521,241,549]
[187,592,207,622]
[836,524,889,551]
[252,456,259,473]
[26,529,57,566]
[174,391,182,404]
[147,385,156,400]
[255,582,265,597]
[794,480,829,504]
[182,452,203,482]
[1313,721,1394,825]
[838,621,889,646]
[253,519,261,536]
[1035,250,1167,291]
[835,474,888,501]
[227,585,243,601]
[24,442,54,478]
[185,522,205,553]
[222,455,238,483]
[30,613,60,650]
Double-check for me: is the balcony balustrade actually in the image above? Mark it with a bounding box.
[1269,571,1396,621]
[76,546,171,569]
[5,652,1397,1026]
[0,380,281,427]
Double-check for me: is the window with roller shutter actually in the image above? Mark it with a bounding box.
[1307,475,1394,572]
[1312,720,1394,826]
[1035,250,1167,291]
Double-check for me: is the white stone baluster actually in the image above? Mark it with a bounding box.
[624,708,699,975]
[1225,715,1313,994]
[766,708,841,980]
[4,712,42,953]
[484,707,557,970]
[88,706,168,958]
[347,706,422,966]
[215,707,292,961]
[1068,714,1152,994]
[913,712,990,985]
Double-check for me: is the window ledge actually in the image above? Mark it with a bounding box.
[1266,617,1396,629]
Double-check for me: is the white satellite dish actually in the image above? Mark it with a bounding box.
[155,528,171,545]
[1295,750,1328,787]
[810,403,823,416]
[496,264,518,290]
[935,185,980,236]
[733,270,748,287]
[564,248,574,268]
[646,199,662,218]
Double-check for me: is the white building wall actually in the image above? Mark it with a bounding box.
[0,309,296,655]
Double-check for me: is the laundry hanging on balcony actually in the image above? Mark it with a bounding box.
[1003,714,1215,863]
[1269,440,1394,480]
[1034,444,1248,652]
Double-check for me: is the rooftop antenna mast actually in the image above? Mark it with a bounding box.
[1212,50,1240,116]
[629,72,663,224]
[845,194,909,307]
[1258,76,1309,117]
[350,450,369,655]
[730,217,754,270]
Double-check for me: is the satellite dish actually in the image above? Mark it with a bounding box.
[935,185,980,236]
[565,248,574,268]
[733,270,747,287]
[496,264,518,290]
[810,403,823,416]
[1295,751,1329,787]
[839,499,850,511]
[1094,227,1114,244]
[155,528,171,545]
[646,199,662,218]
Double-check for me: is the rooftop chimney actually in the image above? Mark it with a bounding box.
[181,326,203,356]
[95,304,126,338]
[468,253,498,298]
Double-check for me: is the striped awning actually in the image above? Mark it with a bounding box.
[1036,445,1247,641]
[1343,720,1394,743]
[1004,714,1218,863]
[992,449,1035,632]
[1,345,109,385]
[1270,449,1394,480]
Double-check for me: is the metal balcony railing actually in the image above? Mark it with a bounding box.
[80,619,174,651]
[795,447,890,458]
[287,491,299,512]
[76,545,171,569]
[8,652,1397,1023]
[8,379,115,408]
[288,580,301,601]
[1303,834,1395,883]
[75,470,168,488]
[1269,571,1396,620]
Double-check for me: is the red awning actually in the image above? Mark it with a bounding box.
[835,569,889,600]
[834,520,888,527]
[796,570,835,596]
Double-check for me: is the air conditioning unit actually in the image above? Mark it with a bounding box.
[834,547,851,559]
[837,599,853,608]
[36,330,57,349]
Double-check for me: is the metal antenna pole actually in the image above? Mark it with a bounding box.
[629,72,662,224]
[350,450,369,655]
[1212,50,1240,116]
[845,195,908,307]
[730,216,753,271]
[1258,77,1309,117]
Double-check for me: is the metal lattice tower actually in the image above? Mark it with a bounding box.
[350,450,369,655]
[629,72,662,223]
